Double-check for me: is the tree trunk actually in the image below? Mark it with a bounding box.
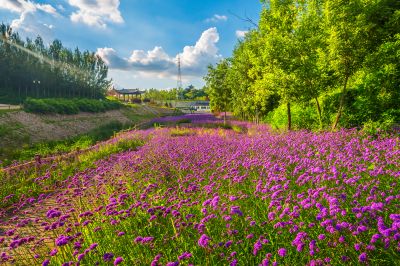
[315,97,322,129]
[224,111,227,125]
[332,75,349,131]
[256,109,259,125]
[287,102,292,131]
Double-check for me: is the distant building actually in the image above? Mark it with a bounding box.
[190,101,211,112]
[173,101,210,113]
[115,89,146,102]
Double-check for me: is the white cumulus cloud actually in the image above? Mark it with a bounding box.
[97,27,222,78]
[179,27,221,76]
[0,0,59,41]
[0,0,57,14]
[96,47,130,69]
[205,14,228,23]
[11,11,49,34]
[36,4,57,15]
[0,0,34,13]
[236,30,248,38]
[68,0,124,28]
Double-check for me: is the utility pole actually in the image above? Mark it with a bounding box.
[177,56,183,100]
[177,55,183,89]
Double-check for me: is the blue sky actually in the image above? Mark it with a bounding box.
[0,0,261,89]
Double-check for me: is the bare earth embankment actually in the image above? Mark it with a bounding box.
[0,105,174,153]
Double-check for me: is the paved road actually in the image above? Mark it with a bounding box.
[0,104,21,110]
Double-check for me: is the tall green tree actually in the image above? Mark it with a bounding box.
[204,59,232,124]
[0,24,111,103]
[229,30,266,122]
[259,0,300,130]
[203,0,400,131]
[292,0,332,128]
[324,0,370,130]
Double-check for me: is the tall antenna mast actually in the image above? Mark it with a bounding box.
[177,55,183,90]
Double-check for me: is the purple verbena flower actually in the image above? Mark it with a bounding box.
[198,234,210,248]
[103,253,114,262]
[359,252,367,263]
[230,206,243,216]
[277,248,286,257]
[114,257,123,265]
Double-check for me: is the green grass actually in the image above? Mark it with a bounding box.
[0,124,7,137]
[232,124,246,133]
[0,109,20,116]
[0,136,145,209]
[120,106,176,125]
[154,121,247,134]
[193,122,233,130]
[169,127,196,137]
[0,121,131,167]
[121,110,156,124]
[0,121,28,148]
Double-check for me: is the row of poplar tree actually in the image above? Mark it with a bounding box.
[144,86,208,101]
[0,23,110,104]
[204,0,400,130]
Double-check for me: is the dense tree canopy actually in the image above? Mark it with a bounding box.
[204,59,232,122]
[0,23,111,104]
[144,86,208,102]
[204,0,400,130]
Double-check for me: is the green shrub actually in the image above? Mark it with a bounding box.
[23,98,122,114]
[320,83,400,129]
[24,98,53,113]
[77,98,105,112]
[362,109,400,135]
[265,102,320,131]
[52,99,79,114]
[103,99,122,110]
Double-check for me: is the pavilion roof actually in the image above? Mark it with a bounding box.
[116,89,145,95]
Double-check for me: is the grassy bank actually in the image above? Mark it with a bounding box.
[24,98,122,115]
[0,134,146,209]
[0,121,131,166]
[0,105,176,166]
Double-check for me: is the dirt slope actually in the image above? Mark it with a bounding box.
[0,105,173,150]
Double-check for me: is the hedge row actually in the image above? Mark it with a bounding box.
[24,98,123,114]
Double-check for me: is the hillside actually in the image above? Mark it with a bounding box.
[0,105,174,161]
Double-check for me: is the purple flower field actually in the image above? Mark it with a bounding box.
[0,114,399,265]
[151,114,219,124]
